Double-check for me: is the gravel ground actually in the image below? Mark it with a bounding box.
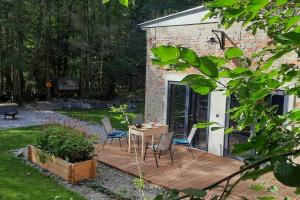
[12,148,165,200]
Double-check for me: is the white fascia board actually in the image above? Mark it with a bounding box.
[139,6,218,29]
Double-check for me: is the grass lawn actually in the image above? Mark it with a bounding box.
[59,103,145,130]
[0,126,85,200]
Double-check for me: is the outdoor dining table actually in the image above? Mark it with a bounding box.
[128,124,168,158]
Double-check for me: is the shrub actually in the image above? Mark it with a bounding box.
[36,126,95,163]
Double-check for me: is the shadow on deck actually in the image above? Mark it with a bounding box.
[95,142,298,199]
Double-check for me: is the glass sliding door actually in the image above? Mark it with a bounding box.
[167,81,209,151]
[188,92,209,151]
[224,91,286,159]
[224,95,253,159]
[168,82,189,135]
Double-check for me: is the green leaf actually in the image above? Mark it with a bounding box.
[102,0,110,4]
[180,48,199,66]
[224,127,234,134]
[242,166,273,180]
[268,16,280,26]
[276,0,288,6]
[286,86,300,97]
[282,31,300,45]
[272,156,300,187]
[258,197,276,200]
[285,16,300,31]
[284,197,292,200]
[152,46,180,63]
[225,47,244,59]
[248,0,269,12]
[181,74,217,95]
[208,0,239,7]
[180,188,207,198]
[261,48,292,70]
[233,142,255,155]
[194,122,217,129]
[250,183,265,191]
[118,0,128,7]
[287,109,300,121]
[267,185,278,193]
[295,187,300,195]
[250,88,272,101]
[198,56,219,78]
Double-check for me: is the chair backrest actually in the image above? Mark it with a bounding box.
[132,114,144,125]
[157,132,174,151]
[101,117,113,135]
[187,127,198,143]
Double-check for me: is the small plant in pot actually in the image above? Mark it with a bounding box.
[28,125,97,183]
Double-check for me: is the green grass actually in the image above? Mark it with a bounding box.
[59,103,145,130]
[0,126,86,200]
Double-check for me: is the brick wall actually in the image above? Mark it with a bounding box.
[144,22,299,122]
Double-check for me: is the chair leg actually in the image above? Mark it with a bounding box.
[102,137,109,149]
[153,149,159,168]
[143,145,148,161]
[158,150,162,159]
[169,149,174,163]
[119,138,122,151]
[188,144,195,159]
[110,138,114,145]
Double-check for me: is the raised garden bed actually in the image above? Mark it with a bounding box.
[28,145,97,184]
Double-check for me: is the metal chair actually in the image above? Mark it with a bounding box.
[101,117,127,151]
[172,127,197,159]
[144,132,174,168]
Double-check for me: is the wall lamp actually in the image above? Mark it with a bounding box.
[207,30,226,50]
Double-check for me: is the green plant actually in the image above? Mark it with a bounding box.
[0,126,85,200]
[151,0,300,199]
[36,126,95,163]
[111,104,146,200]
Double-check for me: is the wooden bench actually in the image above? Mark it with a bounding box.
[4,112,18,120]
[0,103,18,120]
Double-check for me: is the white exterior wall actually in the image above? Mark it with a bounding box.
[207,90,227,156]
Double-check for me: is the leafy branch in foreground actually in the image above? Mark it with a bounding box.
[152,0,300,199]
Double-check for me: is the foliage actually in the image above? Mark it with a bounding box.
[36,125,95,163]
[152,0,300,199]
[0,0,207,102]
[59,102,144,130]
[0,126,85,200]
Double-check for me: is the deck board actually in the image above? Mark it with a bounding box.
[96,143,299,199]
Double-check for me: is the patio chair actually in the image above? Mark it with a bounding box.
[101,117,128,151]
[143,132,174,168]
[172,127,197,159]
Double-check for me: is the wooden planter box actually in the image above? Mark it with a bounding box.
[28,145,97,183]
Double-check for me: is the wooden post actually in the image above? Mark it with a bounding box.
[27,145,32,162]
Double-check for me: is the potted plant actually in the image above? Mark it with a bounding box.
[28,126,97,183]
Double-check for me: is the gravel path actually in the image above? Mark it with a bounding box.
[2,107,165,200]
[0,111,107,143]
[12,148,165,200]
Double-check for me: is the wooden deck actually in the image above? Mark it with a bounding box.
[96,142,298,199]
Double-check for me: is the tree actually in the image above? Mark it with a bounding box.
[152,0,300,199]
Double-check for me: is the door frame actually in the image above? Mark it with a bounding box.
[223,91,290,159]
[166,81,190,137]
[167,81,210,150]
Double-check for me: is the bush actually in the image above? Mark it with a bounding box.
[36,126,95,163]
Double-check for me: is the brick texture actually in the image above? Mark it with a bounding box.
[144,22,299,122]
